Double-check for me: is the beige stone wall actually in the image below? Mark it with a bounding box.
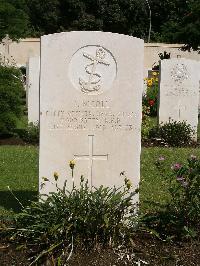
[0,38,40,66]
[1,38,200,71]
[144,43,200,71]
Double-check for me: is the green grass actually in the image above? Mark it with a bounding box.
[140,147,200,211]
[0,146,38,216]
[0,145,200,217]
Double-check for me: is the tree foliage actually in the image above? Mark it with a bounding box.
[151,0,200,51]
[27,0,149,39]
[0,0,31,40]
[0,0,199,50]
[0,65,24,136]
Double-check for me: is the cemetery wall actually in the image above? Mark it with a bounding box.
[0,38,200,71]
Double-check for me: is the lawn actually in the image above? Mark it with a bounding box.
[0,146,38,216]
[0,145,200,217]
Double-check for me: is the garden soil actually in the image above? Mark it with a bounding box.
[0,232,200,266]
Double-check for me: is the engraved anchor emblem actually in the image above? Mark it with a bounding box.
[171,63,189,84]
[79,48,110,93]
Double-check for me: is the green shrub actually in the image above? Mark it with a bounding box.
[0,65,24,136]
[141,106,154,141]
[9,172,138,264]
[149,120,195,147]
[17,122,39,144]
[143,155,200,240]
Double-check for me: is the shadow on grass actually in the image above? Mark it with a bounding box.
[0,190,38,213]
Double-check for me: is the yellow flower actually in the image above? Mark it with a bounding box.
[147,79,153,86]
[126,179,132,190]
[152,71,158,76]
[69,160,75,170]
[54,172,59,181]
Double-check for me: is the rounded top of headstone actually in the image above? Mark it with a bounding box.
[41,31,144,44]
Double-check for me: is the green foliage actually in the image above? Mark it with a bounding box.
[10,175,138,264]
[0,65,24,136]
[158,51,171,60]
[26,0,60,36]
[141,106,154,141]
[158,0,200,51]
[149,120,195,147]
[1,0,199,50]
[17,122,39,144]
[0,0,199,49]
[27,0,149,39]
[143,155,200,239]
[0,0,31,40]
[143,72,159,117]
[176,0,200,52]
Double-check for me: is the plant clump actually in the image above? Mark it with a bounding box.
[16,122,39,144]
[0,65,24,136]
[149,120,195,147]
[143,71,159,117]
[8,166,138,265]
[143,155,200,240]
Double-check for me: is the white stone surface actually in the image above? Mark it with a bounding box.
[39,31,143,198]
[159,58,200,139]
[26,56,40,124]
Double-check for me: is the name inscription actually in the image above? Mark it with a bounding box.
[44,100,137,131]
[165,86,197,97]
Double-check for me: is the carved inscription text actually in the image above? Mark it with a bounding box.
[44,100,137,132]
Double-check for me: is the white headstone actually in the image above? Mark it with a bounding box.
[159,58,200,139]
[26,56,40,124]
[39,31,143,200]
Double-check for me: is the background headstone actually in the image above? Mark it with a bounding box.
[26,56,40,124]
[39,31,143,201]
[159,58,200,139]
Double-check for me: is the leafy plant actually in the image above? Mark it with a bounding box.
[0,65,24,136]
[158,51,171,60]
[0,0,31,40]
[143,72,159,117]
[142,155,200,240]
[141,106,154,141]
[149,120,195,147]
[17,122,39,144]
[8,168,138,264]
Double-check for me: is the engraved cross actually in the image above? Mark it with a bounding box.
[174,101,186,120]
[74,135,108,186]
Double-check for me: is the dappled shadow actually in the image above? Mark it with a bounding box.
[0,190,38,213]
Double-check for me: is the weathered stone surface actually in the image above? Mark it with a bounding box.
[39,31,143,199]
[26,56,40,124]
[159,58,200,139]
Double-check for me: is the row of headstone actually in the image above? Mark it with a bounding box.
[25,31,200,199]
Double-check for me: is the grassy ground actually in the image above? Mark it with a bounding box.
[140,147,200,211]
[0,146,38,216]
[0,145,200,217]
